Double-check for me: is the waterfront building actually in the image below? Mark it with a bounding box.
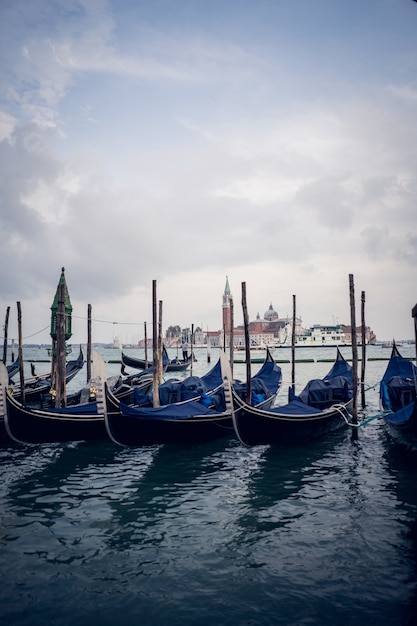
[205,279,376,348]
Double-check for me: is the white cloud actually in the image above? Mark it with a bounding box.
[0,111,16,141]
[0,0,417,343]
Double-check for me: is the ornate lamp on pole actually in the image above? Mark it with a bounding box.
[50,267,73,343]
[50,267,73,407]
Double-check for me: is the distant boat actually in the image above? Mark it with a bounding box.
[121,345,194,373]
[279,323,350,348]
[381,341,402,348]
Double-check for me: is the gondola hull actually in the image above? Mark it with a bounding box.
[105,389,277,446]
[231,393,352,445]
[230,348,353,446]
[104,350,281,446]
[4,392,106,444]
[105,399,234,446]
[2,349,108,445]
[382,401,417,451]
[379,344,417,451]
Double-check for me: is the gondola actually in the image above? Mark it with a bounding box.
[104,349,282,446]
[379,343,417,450]
[229,348,353,446]
[9,346,85,405]
[1,350,108,444]
[121,345,193,373]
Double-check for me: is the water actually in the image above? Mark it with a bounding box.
[1,346,417,625]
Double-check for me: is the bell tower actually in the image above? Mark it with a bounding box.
[222,276,232,334]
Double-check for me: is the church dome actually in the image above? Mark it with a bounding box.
[264,303,278,321]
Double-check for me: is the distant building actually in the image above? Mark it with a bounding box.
[205,279,376,347]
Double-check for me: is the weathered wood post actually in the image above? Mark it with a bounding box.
[360,291,366,409]
[229,299,234,378]
[349,274,358,436]
[17,302,25,405]
[241,282,251,403]
[291,295,296,393]
[2,306,10,364]
[50,338,56,391]
[87,303,92,382]
[190,323,194,376]
[412,304,417,365]
[158,300,163,384]
[207,333,211,363]
[152,280,160,407]
[144,322,148,368]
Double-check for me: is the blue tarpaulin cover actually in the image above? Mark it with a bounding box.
[120,399,221,421]
[379,348,417,412]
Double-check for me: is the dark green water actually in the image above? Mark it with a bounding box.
[1,346,416,625]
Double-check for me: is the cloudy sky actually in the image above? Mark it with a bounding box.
[1,0,417,346]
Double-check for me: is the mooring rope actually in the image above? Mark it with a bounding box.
[363,381,380,392]
[336,407,393,429]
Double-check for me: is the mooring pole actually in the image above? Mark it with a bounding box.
[87,303,92,382]
[191,323,194,376]
[412,304,417,365]
[360,291,366,409]
[158,300,163,384]
[152,280,160,407]
[17,302,25,405]
[229,299,234,379]
[144,322,148,368]
[349,274,358,437]
[241,282,251,403]
[291,295,296,393]
[2,306,10,364]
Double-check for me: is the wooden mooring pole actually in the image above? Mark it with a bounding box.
[87,303,92,382]
[291,295,296,393]
[349,274,358,437]
[17,302,25,405]
[158,300,163,384]
[144,322,148,368]
[241,282,251,403]
[229,299,234,378]
[360,291,366,409]
[412,304,417,365]
[2,306,10,364]
[191,323,194,376]
[152,280,160,407]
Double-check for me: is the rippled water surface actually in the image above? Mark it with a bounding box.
[1,346,417,625]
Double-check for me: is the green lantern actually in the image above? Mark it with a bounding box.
[50,267,73,341]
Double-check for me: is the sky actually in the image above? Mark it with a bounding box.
[1,0,417,346]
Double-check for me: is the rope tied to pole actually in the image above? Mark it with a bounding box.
[336,407,393,429]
